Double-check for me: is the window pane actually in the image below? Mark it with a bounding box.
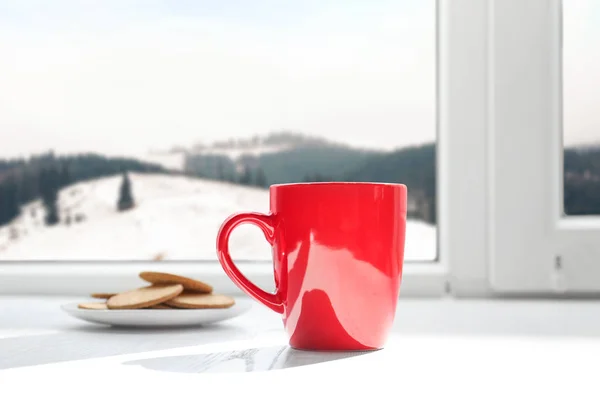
[563,1,600,216]
[0,1,437,262]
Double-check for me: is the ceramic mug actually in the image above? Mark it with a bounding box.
[216,182,407,351]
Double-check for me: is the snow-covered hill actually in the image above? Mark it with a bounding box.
[132,145,289,172]
[0,174,436,261]
[135,151,186,172]
[192,144,290,160]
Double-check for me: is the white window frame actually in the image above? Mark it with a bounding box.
[0,0,492,298]
[487,0,600,295]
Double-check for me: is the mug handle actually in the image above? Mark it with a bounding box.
[216,212,284,314]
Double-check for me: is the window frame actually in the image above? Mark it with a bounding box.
[0,0,492,298]
[487,0,600,295]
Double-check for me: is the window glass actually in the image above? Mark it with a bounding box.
[0,1,437,262]
[563,1,600,216]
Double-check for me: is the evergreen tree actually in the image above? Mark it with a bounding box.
[19,168,40,205]
[216,159,225,181]
[255,167,267,188]
[302,173,332,183]
[59,162,71,187]
[117,171,135,211]
[39,165,60,226]
[238,165,252,185]
[43,191,59,225]
[6,178,20,221]
[0,177,21,226]
[65,210,72,226]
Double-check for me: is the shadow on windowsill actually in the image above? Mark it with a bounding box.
[122,345,372,374]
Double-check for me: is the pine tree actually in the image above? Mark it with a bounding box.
[255,167,267,188]
[238,165,252,185]
[117,171,135,211]
[43,192,59,225]
[216,159,225,181]
[59,162,71,188]
[39,166,60,226]
[6,178,20,221]
[0,178,21,226]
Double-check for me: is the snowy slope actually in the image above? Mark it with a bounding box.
[132,145,289,172]
[0,174,436,261]
[193,145,289,160]
[134,151,186,172]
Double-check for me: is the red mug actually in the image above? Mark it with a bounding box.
[216,182,407,351]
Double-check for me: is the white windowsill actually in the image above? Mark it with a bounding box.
[2,296,600,403]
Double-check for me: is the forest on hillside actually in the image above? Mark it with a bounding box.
[185,139,600,225]
[564,146,600,215]
[1,139,599,230]
[0,153,165,227]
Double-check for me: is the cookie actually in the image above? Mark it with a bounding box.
[165,293,235,309]
[78,302,108,310]
[90,293,116,299]
[145,303,172,310]
[139,271,213,293]
[107,284,183,310]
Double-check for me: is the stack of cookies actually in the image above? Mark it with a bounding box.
[78,271,235,310]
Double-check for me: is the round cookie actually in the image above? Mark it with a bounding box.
[78,302,108,310]
[107,284,183,310]
[139,271,213,293]
[165,293,235,309]
[90,293,116,299]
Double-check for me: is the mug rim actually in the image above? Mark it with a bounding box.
[270,181,407,190]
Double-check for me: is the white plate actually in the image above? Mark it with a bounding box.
[61,299,253,328]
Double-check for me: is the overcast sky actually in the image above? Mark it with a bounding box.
[563,0,600,149]
[0,0,597,159]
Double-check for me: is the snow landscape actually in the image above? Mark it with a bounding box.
[0,173,437,262]
[0,0,440,265]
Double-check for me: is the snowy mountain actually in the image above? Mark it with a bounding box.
[190,132,331,158]
[135,151,186,172]
[0,173,436,261]
[192,145,290,160]
[133,144,291,173]
[140,133,338,173]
